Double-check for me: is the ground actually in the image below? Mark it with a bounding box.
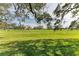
[0,30,79,56]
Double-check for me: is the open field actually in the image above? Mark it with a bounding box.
[0,30,79,56]
[1,30,79,40]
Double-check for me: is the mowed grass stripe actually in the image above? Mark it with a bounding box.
[1,30,79,40]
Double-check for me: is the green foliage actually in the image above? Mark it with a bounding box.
[53,3,79,29]
[53,3,79,19]
[0,22,9,29]
[28,3,46,11]
[14,3,46,17]
[54,3,72,19]
[0,4,11,15]
[53,4,61,17]
[69,20,77,29]
[36,12,52,23]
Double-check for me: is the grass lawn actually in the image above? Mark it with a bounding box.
[0,30,79,56]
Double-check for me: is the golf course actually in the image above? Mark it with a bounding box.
[1,3,79,56]
[0,30,79,56]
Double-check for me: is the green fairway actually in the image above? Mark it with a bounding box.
[0,30,79,56]
[1,30,79,40]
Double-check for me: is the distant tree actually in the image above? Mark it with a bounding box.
[47,21,52,29]
[25,25,32,30]
[33,25,43,29]
[36,12,53,29]
[0,21,8,29]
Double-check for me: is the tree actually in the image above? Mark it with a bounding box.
[13,3,46,19]
[12,3,47,27]
[36,12,52,29]
[33,25,43,29]
[69,20,77,30]
[12,3,54,29]
[47,22,52,29]
[53,19,61,30]
[53,3,79,29]
[0,4,13,29]
[0,4,12,21]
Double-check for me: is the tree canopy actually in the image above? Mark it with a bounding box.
[53,3,79,29]
[1,3,79,30]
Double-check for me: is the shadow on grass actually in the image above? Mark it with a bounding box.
[0,37,4,39]
[0,39,79,56]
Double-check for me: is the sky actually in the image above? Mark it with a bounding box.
[7,3,77,28]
